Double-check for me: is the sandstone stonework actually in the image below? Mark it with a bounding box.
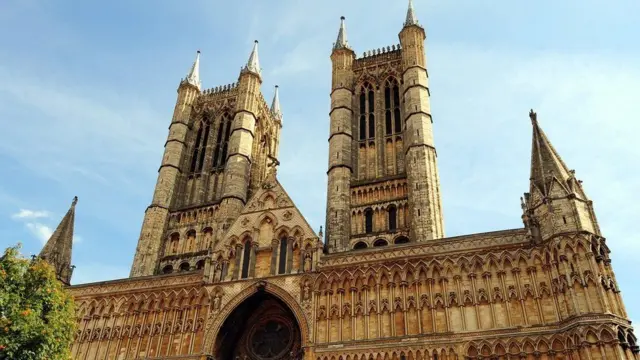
[62,6,637,360]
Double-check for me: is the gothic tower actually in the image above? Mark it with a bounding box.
[325,0,444,253]
[130,44,282,277]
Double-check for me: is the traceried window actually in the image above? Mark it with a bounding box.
[384,78,401,135]
[189,114,211,173]
[212,112,233,170]
[358,83,375,140]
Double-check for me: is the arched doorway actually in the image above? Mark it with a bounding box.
[214,290,303,359]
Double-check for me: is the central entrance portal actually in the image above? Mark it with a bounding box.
[215,291,302,360]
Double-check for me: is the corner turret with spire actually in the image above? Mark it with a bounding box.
[40,196,78,285]
[521,109,601,242]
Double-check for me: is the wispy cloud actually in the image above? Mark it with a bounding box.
[25,222,53,244]
[10,207,82,245]
[11,209,50,220]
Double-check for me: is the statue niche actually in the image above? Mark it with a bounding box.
[214,291,302,360]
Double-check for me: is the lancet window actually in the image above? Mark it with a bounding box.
[189,114,211,173]
[278,237,287,275]
[359,83,375,140]
[212,112,233,170]
[384,78,401,135]
[241,240,252,279]
[388,205,397,230]
[364,208,373,233]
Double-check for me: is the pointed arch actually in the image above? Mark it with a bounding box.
[206,281,310,356]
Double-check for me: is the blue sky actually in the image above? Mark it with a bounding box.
[0,0,638,322]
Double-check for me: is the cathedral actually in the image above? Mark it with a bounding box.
[37,1,638,359]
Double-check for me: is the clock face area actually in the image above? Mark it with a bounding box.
[214,291,302,360]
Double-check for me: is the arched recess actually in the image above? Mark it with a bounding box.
[353,241,368,250]
[394,236,409,245]
[206,281,310,357]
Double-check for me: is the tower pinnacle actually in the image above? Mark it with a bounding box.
[333,16,350,50]
[528,109,573,197]
[404,0,419,27]
[271,85,282,121]
[185,50,201,89]
[39,196,77,285]
[244,40,261,75]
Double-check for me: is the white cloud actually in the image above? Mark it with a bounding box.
[25,222,53,244]
[22,223,82,245]
[11,209,50,220]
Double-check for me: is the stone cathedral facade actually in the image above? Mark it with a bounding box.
[38,2,638,359]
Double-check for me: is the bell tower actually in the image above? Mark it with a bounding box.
[325,0,445,253]
[130,45,282,277]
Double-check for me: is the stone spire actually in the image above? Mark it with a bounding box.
[244,40,261,75]
[333,16,350,50]
[39,196,77,285]
[404,0,419,27]
[528,109,574,197]
[524,110,599,239]
[185,50,201,89]
[271,85,282,121]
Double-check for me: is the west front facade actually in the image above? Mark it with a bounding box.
[37,1,638,359]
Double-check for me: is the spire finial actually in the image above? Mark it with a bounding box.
[185,50,201,89]
[529,109,537,123]
[245,40,261,75]
[333,16,350,50]
[72,196,78,207]
[271,85,282,121]
[404,0,419,27]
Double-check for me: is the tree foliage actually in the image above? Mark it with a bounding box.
[0,245,76,360]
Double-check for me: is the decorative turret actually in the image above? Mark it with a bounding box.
[271,85,282,122]
[219,41,264,219]
[39,197,77,285]
[183,50,201,90]
[333,16,350,50]
[131,50,201,277]
[404,0,420,27]
[326,16,355,252]
[243,40,261,77]
[398,0,445,241]
[522,110,600,242]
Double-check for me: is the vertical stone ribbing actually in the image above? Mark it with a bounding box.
[130,82,199,277]
[400,24,445,241]
[219,69,261,221]
[326,46,355,252]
